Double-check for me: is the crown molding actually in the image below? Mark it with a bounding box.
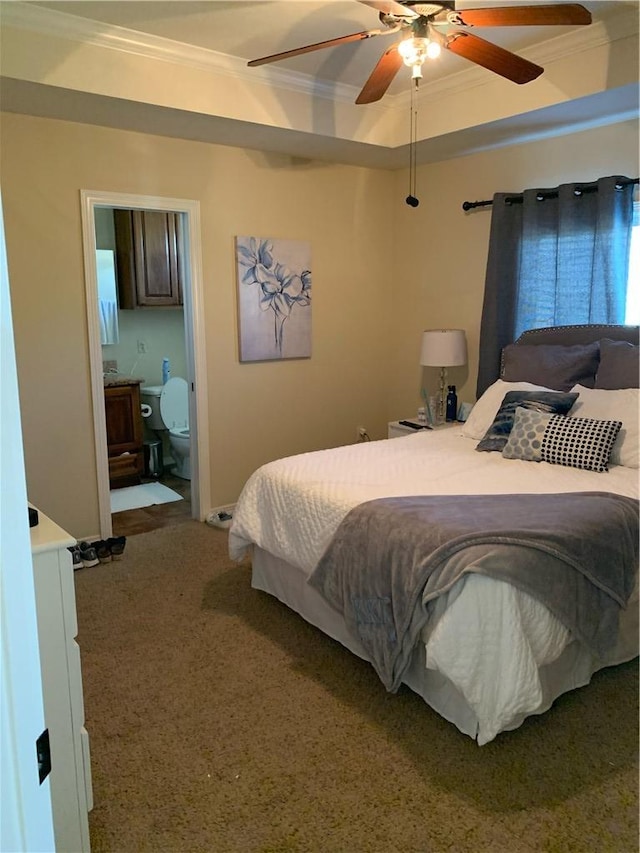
[0,2,362,104]
[2,1,637,114]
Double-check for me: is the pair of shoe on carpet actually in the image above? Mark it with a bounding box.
[69,536,126,569]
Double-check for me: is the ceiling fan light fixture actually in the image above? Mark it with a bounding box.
[398,35,440,70]
[426,39,441,59]
[398,36,426,66]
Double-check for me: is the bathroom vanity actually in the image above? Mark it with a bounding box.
[104,377,145,489]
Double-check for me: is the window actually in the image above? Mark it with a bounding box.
[625,201,640,324]
[477,178,637,398]
[513,187,638,338]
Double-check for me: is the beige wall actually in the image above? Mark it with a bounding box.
[1,112,638,537]
[1,113,396,537]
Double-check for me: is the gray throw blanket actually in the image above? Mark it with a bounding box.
[307,492,639,692]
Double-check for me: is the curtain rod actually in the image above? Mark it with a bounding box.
[462,177,639,211]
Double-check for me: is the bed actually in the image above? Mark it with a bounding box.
[229,324,639,745]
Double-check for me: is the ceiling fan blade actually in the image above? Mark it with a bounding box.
[247,30,378,67]
[446,32,543,84]
[455,4,592,28]
[356,44,404,104]
[358,0,418,18]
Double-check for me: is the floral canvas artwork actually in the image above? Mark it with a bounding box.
[235,236,312,362]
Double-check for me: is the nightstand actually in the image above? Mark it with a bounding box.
[388,420,460,439]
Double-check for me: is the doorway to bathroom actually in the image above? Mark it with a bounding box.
[80,191,211,539]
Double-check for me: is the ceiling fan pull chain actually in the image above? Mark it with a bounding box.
[406,84,419,207]
[412,99,418,198]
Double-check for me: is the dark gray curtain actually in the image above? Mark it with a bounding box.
[476,175,635,398]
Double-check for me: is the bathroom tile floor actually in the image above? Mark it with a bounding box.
[111,472,192,537]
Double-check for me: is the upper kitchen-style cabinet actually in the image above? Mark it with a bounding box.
[114,209,183,308]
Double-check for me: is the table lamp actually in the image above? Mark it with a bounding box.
[420,329,467,423]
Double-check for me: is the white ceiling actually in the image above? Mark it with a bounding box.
[24,0,635,94]
[2,0,639,167]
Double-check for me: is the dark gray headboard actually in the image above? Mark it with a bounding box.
[513,323,639,347]
[499,323,639,390]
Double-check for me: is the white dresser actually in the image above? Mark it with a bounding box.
[31,508,93,853]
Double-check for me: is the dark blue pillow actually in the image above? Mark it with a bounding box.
[476,390,579,453]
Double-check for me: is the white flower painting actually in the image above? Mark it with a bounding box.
[236,236,312,362]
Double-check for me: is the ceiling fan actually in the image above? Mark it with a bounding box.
[247,2,592,104]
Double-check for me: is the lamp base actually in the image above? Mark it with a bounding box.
[436,366,447,425]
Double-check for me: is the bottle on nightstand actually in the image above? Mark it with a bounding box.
[446,385,458,422]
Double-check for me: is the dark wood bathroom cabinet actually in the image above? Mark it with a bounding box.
[104,381,144,489]
[114,209,183,308]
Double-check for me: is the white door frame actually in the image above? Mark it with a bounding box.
[80,190,210,538]
[1,190,56,853]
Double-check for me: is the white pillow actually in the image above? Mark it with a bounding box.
[569,385,639,468]
[461,379,557,440]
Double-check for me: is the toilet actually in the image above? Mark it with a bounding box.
[140,378,191,480]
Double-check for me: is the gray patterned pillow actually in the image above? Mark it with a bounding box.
[502,407,623,472]
[475,390,578,453]
[501,407,548,461]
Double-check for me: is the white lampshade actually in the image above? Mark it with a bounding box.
[420,329,467,367]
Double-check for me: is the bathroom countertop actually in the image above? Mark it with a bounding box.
[103,374,146,388]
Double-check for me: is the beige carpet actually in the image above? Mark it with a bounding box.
[74,521,639,853]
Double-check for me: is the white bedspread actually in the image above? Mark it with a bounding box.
[229,430,639,743]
